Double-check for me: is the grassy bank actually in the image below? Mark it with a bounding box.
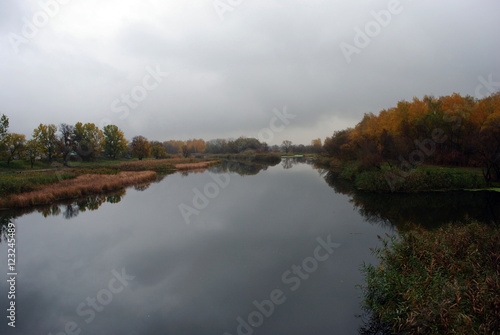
[360,223,499,334]
[0,171,157,209]
[0,172,77,196]
[211,152,281,165]
[329,161,487,192]
[0,156,238,209]
[109,158,219,173]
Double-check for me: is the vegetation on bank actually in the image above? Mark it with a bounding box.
[0,172,77,196]
[211,152,281,165]
[360,222,499,334]
[0,171,157,209]
[323,93,500,187]
[331,161,488,193]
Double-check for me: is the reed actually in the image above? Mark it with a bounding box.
[111,158,218,173]
[1,171,157,209]
[360,222,500,334]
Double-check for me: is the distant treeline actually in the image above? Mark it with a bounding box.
[0,115,321,168]
[323,93,500,183]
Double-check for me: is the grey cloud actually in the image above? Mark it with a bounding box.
[1,0,499,144]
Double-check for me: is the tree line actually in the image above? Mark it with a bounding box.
[0,116,321,167]
[323,93,500,183]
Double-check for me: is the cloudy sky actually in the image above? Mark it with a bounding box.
[1,0,499,145]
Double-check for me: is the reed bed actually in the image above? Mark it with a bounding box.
[1,171,157,209]
[111,158,218,173]
[360,222,500,334]
[175,161,217,170]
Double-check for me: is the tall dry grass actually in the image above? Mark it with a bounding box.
[0,171,157,209]
[174,161,217,170]
[111,158,218,173]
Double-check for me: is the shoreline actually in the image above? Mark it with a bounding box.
[0,159,221,210]
[314,158,498,193]
[0,171,158,209]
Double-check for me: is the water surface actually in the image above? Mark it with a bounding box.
[1,160,498,334]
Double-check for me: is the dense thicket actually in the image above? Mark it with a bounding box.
[324,93,500,183]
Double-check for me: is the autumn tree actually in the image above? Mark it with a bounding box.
[311,138,322,153]
[73,122,105,160]
[181,144,191,158]
[103,125,128,159]
[186,139,206,153]
[33,124,58,162]
[24,139,41,168]
[206,139,228,154]
[282,140,293,154]
[478,111,500,183]
[0,114,9,160]
[163,140,184,155]
[59,123,75,166]
[5,133,25,166]
[131,136,150,160]
[150,141,167,159]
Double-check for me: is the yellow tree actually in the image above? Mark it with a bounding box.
[5,133,25,166]
[73,122,105,160]
[311,138,322,153]
[24,138,41,168]
[33,124,58,162]
[150,141,167,159]
[103,125,128,159]
[131,136,150,160]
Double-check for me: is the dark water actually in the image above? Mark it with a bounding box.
[1,159,499,335]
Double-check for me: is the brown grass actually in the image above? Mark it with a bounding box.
[111,158,218,173]
[0,171,157,209]
[175,161,217,170]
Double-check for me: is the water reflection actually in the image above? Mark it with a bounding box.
[0,214,13,243]
[322,170,500,229]
[0,190,127,226]
[209,160,272,176]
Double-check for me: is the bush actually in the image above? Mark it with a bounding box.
[354,166,486,192]
[360,223,500,334]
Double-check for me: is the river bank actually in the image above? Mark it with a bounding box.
[315,158,498,193]
[359,222,500,334]
[0,158,220,209]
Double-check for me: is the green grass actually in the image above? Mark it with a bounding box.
[0,172,77,196]
[333,162,488,192]
[360,222,500,334]
[0,160,53,170]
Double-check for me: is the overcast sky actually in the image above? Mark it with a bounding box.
[1,0,499,145]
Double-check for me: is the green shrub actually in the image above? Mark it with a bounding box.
[354,166,486,192]
[360,223,500,334]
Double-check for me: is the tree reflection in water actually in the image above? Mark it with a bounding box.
[0,189,128,224]
[321,169,500,230]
